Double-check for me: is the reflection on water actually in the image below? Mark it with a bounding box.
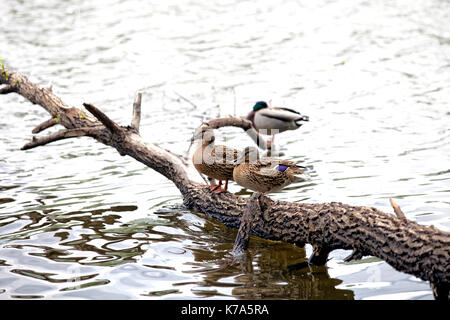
[1,0,449,299]
[0,203,353,299]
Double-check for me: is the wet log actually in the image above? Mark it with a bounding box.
[1,67,449,300]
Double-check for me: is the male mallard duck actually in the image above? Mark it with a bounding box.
[191,127,239,192]
[246,101,309,142]
[233,146,307,193]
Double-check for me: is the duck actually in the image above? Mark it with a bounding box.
[233,146,308,193]
[246,101,309,143]
[190,127,239,193]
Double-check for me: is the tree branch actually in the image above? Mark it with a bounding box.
[308,244,331,265]
[431,282,449,301]
[83,103,122,135]
[0,84,16,94]
[130,93,142,132]
[203,116,271,150]
[389,198,407,220]
[32,117,59,134]
[21,127,94,150]
[344,249,365,262]
[174,91,198,109]
[231,192,262,256]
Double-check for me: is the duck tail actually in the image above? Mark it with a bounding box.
[294,115,309,126]
[292,164,308,180]
[293,172,309,182]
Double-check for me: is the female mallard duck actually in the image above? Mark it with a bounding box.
[191,127,239,193]
[233,146,307,193]
[246,101,309,142]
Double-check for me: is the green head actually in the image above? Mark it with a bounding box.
[253,101,268,112]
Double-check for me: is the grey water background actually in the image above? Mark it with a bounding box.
[0,0,449,300]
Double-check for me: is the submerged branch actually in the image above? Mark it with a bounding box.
[231,193,261,256]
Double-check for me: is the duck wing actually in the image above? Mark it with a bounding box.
[276,107,301,115]
[256,158,286,176]
[278,107,309,122]
[260,157,306,173]
[259,107,308,122]
[278,159,306,169]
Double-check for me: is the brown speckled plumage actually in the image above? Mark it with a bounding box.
[193,143,238,181]
[190,127,239,189]
[233,147,306,193]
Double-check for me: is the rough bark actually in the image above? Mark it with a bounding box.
[231,193,262,256]
[1,67,449,299]
[199,116,271,149]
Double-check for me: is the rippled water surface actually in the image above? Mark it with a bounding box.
[1,0,449,300]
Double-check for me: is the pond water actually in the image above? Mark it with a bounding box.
[0,0,449,300]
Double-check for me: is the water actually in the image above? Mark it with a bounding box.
[0,0,449,300]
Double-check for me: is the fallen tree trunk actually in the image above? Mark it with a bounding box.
[1,66,449,299]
